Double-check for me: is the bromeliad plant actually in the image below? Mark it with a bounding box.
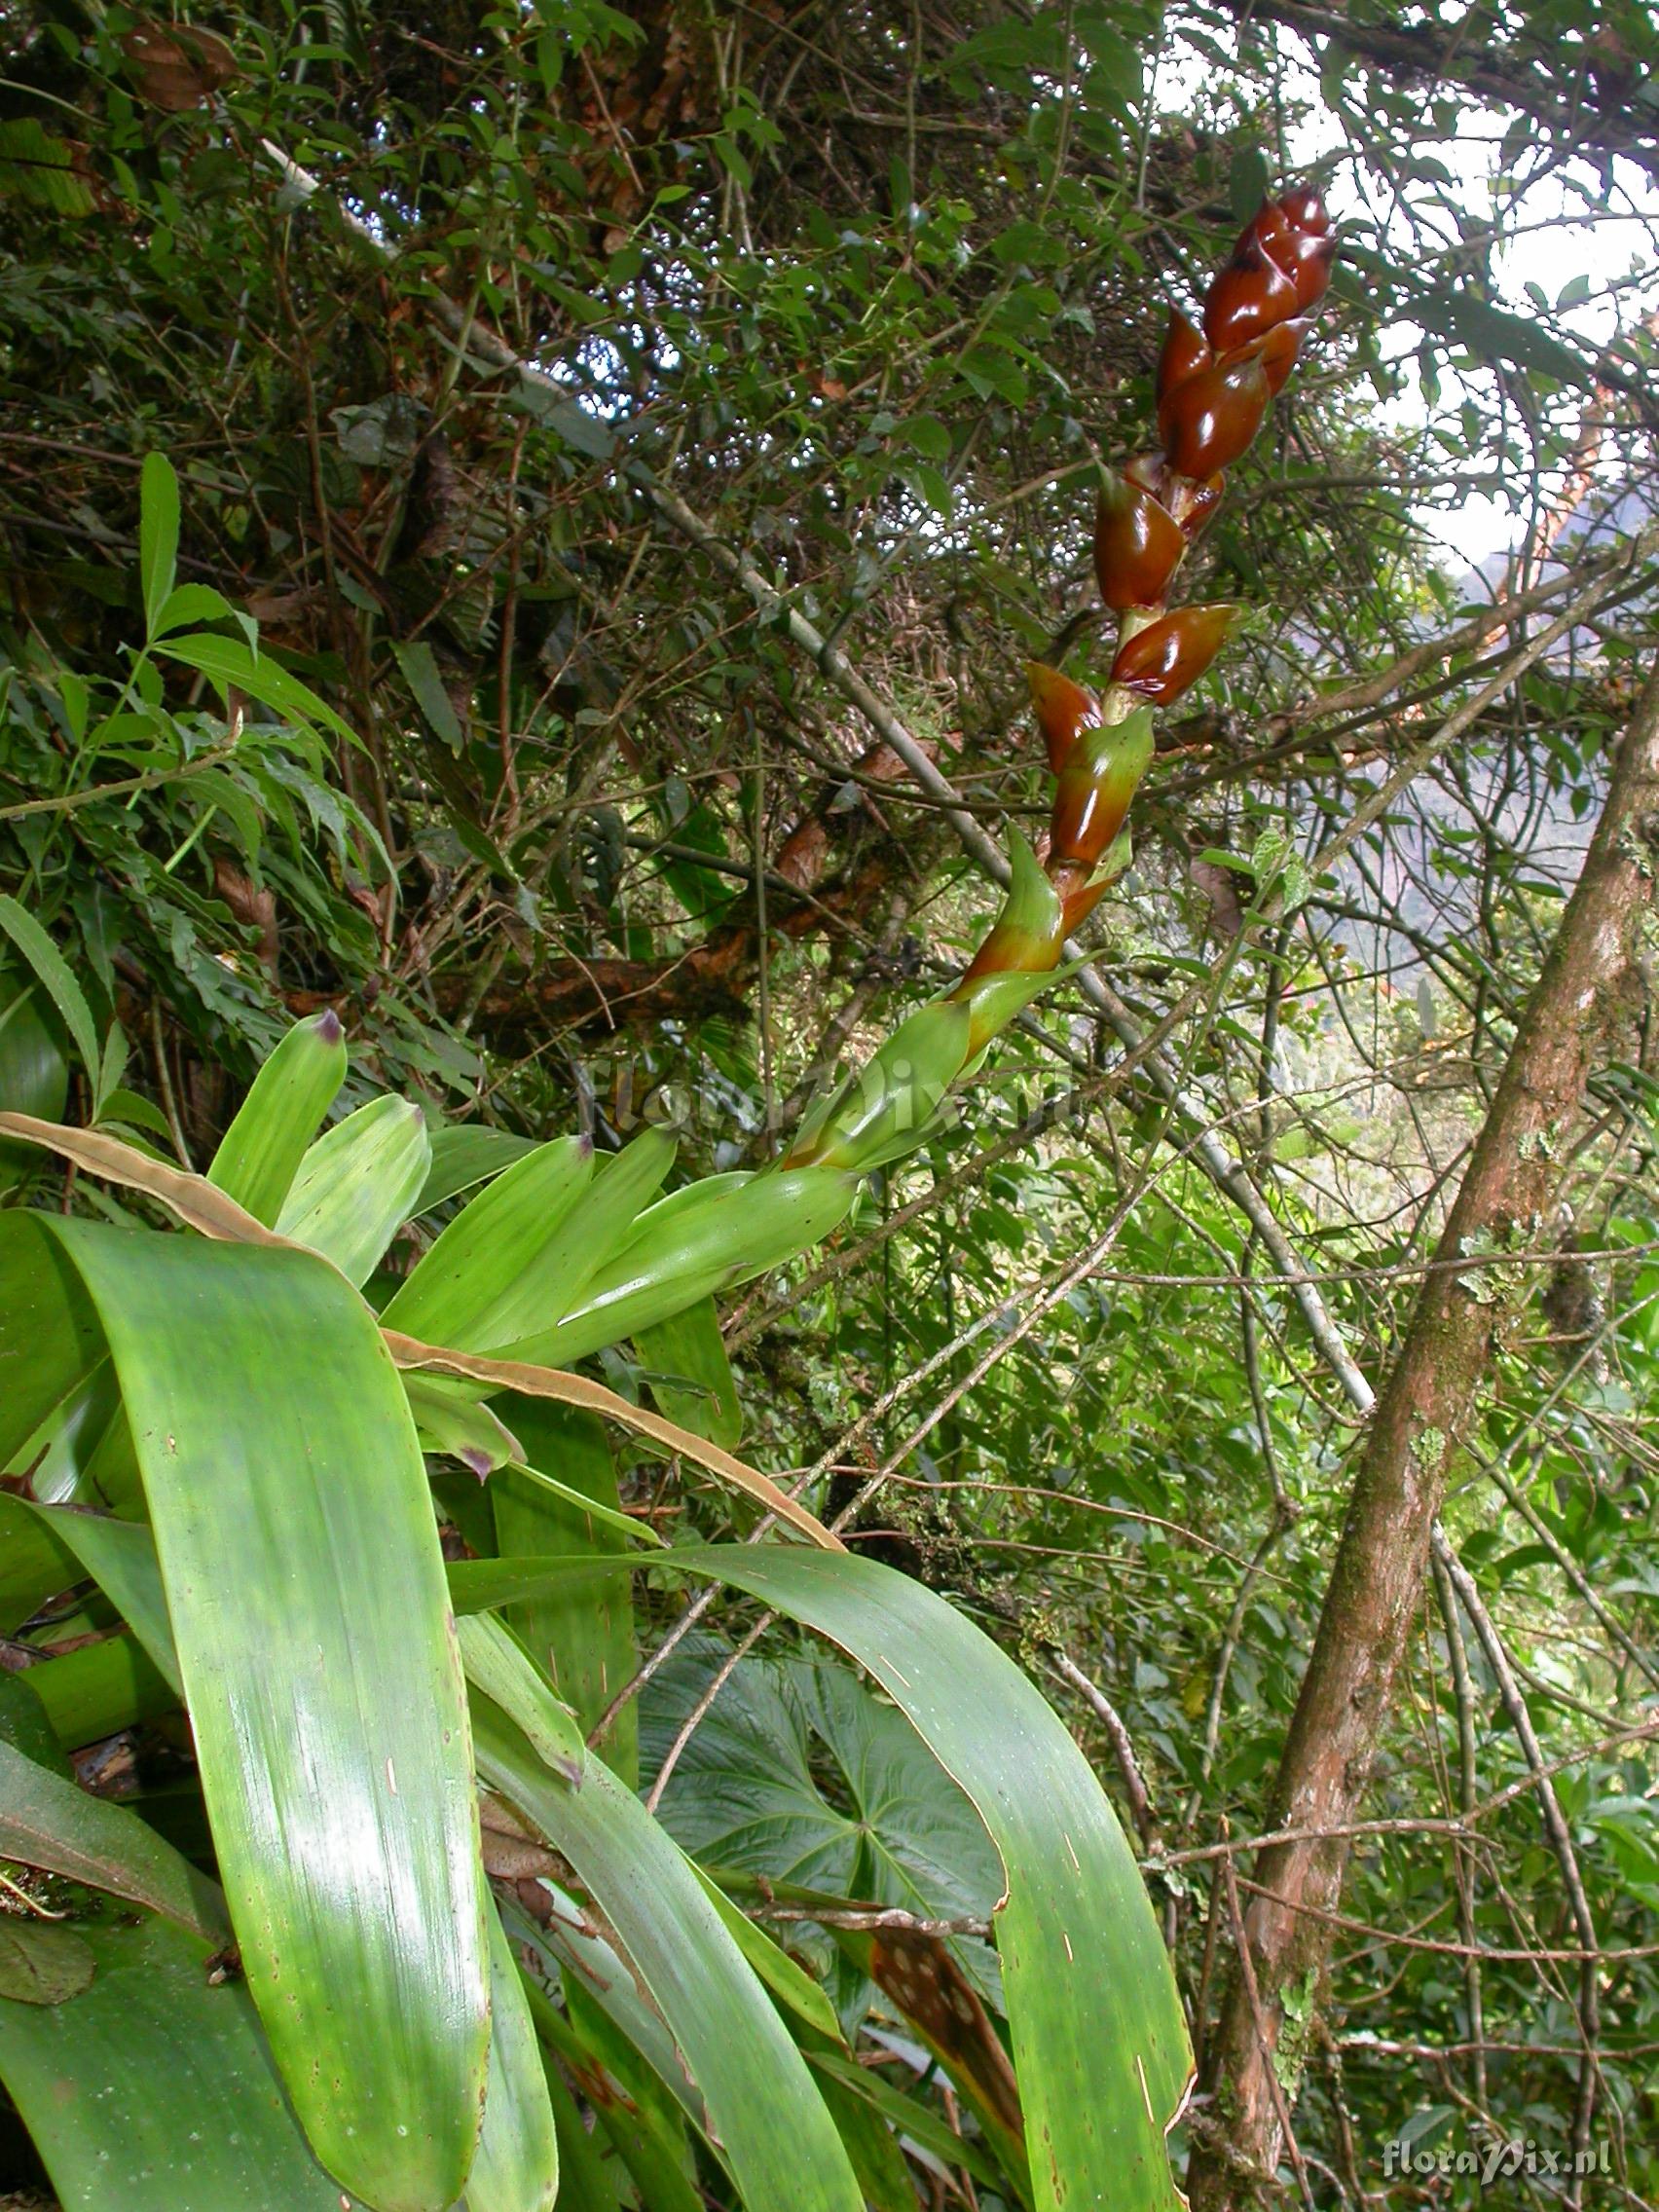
[0,190,1333,2212]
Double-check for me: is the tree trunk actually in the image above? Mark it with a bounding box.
[1187,654,1659,2208]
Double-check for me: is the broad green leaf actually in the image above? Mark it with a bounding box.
[382,1134,596,1348]
[808,2063,919,2212]
[27,1369,143,1517]
[668,1548,1192,2212]
[490,1405,642,1774]
[0,1735,228,1943]
[0,1674,65,1771]
[467,1900,559,2212]
[95,1086,174,1139]
[418,1126,539,1213]
[385,1340,839,1550]
[534,2023,633,2210]
[461,1617,865,2212]
[637,1296,743,1449]
[206,1010,348,1224]
[0,1211,107,1470]
[139,452,180,638]
[692,1865,843,2042]
[0,1913,348,2210]
[808,2044,1008,2194]
[447,1552,635,1614]
[29,1501,181,1693]
[152,580,236,634]
[523,1958,701,2211]
[504,1456,661,1548]
[530,1166,857,1367]
[406,1371,526,1478]
[0,988,68,1189]
[31,1219,490,2212]
[482,1126,679,1365]
[156,631,357,741]
[0,1492,79,1635]
[0,897,99,1084]
[0,1111,289,1245]
[22,1631,177,1748]
[276,1094,431,1283]
[393,638,466,752]
[558,1978,703,2212]
[0,1921,95,2005]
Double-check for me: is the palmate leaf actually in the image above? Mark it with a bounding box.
[667,1547,1193,2212]
[643,1641,1004,1935]
[3,1210,491,2212]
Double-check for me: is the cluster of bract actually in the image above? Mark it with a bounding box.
[786,192,1337,1177]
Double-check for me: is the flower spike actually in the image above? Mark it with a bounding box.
[779,185,1334,1181]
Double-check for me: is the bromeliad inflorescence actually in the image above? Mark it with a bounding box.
[785,187,1337,1175]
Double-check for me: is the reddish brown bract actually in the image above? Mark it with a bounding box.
[1202,234,1300,353]
[1110,604,1242,707]
[1093,476,1186,610]
[1159,353,1272,479]
[1157,310,1211,406]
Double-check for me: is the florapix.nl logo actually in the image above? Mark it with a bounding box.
[1382,2122,1612,2191]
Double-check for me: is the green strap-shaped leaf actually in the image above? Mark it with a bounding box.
[460,1616,864,2212]
[417,1125,539,1214]
[483,1125,680,1367]
[490,1399,640,1782]
[25,1217,490,2212]
[206,1010,348,1225]
[533,2014,631,2211]
[670,1547,1193,2212]
[22,1630,177,1748]
[0,1213,105,1472]
[405,1371,526,1479]
[155,631,357,742]
[0,1913,348,2211]
[381,1134,595,1349]
[0,988,68,1191]
[30,1501,181,1692]
[0,895,100,1083]
[636,1296,743,1449]
[467,1900,559,2212]
[275,1093,431,1283]
[807,2045,1009,2195]
[0,1735,228,1944]
[0,1492,79,1635]
[139,452,181,637]
[524,1166,857,1368]
[556,1977,703,2212]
